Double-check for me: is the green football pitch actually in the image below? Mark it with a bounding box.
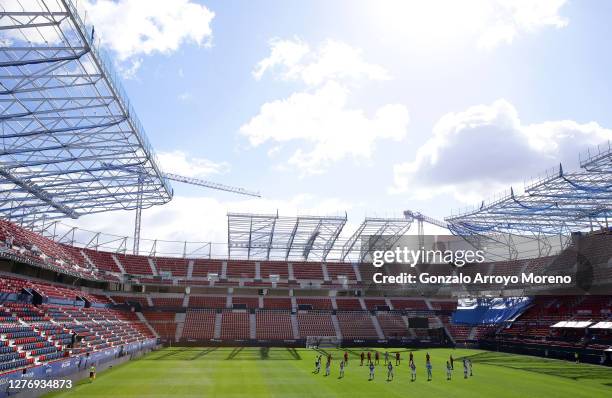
[44,347,612,398]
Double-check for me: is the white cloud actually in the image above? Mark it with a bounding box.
[477,0,568,49]
[253,37,310,81]
[366,0,568,50]
[244,39,407,176]
[83,0,214,75]
[241,81,409,176]
[1,0,214,77]
[115,58,142,80]
[392,99,612,203]
[254,38,390,86]
[157,150,230,178]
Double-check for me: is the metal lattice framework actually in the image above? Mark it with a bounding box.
[227,212,348,261]
[33,220,215,259]
[581,141,612,173]
[445,142,612,258]
[0,0,172,226]
[403,210,449,249]
[340,217,413,262]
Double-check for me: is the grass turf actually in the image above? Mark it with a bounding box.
[44,347,612,398]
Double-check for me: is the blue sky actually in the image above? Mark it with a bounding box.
[71,0,612,249]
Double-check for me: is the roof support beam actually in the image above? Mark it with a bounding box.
[0,166,78,218]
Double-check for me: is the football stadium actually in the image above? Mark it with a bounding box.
[0,0,611,397]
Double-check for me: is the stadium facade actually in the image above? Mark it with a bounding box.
[0,1,611,397]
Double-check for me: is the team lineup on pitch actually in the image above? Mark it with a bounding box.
[311,348,471,381]
[42,347,612,398]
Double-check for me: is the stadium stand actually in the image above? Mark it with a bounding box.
[0,220,96,278]
[233,296,259,309]
[0,291,155,376]
[263,297,292,310]
[151,297,184,307]
[191,259,223,277]
[188,296,226,309]
[336,312,379,339]
[226,261,256,279]
[115,295,150,307]
[364,298,387,310]
[292,262,324,280]
[260,261,289,279]
[376,311,410,339]
[326,262,357,280]
[255,310,294,340]
[391,299,429,310]
[114,254,154,275]
[335,298,363,310]
[80,248,122,273]
[154,257,189,277]
[182,309,216,340]
[0,217,610,377]
[296,311,336,338]
[296,297,333,310]
[220,311,250,340]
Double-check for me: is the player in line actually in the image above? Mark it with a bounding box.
[375,351,380,365]
[410,359,416,381]
[360,351,365,366]
[426,357,433,381]
[395,351,400,366]
[384,351,389,365]
[325,354,332,376]
[344,351,349,366]
[314,355,321,374]
[369,361,375,381]
[387,361,394,381]
[367,351,372,365]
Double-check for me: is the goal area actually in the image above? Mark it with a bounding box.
[306,336,341,349]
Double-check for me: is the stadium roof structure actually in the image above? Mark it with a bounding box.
[446,142,612,238]
[589,321,612,330]
[29,212,415,261]
[340,217,413,262]
[581,141,612,173]
[227,212,348,261]
[551,321,593,328]
[0,0,172,226]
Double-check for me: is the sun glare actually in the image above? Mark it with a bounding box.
[365,0,494,48]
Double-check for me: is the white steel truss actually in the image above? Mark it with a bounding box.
[0,0,172,225]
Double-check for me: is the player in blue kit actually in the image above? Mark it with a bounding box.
[387,361,394,381]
